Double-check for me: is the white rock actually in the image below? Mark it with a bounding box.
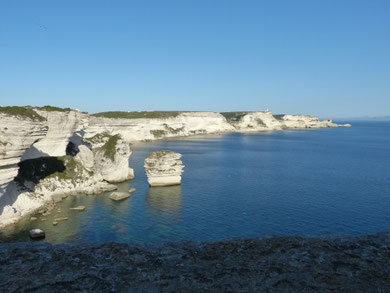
[230,111,283,131]
[144,151,184,186]
[29,228,45,239]
[93,135,134,183]
[109,192,130,201]
[277,114,340,128]
[128,188,137,194]
[69,205,86,211]
[75,145,94,172]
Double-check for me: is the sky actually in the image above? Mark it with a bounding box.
[0,0,389,118]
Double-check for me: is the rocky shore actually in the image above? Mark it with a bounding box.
[0,232,389,292]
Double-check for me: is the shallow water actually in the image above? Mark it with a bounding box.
[1,122,390,244]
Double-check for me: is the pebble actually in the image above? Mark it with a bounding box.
[128,188,137,194]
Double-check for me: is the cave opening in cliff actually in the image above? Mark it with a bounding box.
[66,141,79,156]
[15,157,66,186]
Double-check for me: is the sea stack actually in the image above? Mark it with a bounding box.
[144,151,184,187]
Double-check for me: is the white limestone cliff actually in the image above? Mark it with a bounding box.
[0,106,350,227]
[0,113,48,189]
[21,109,89,160]
[86,111,348,143]
[144,151,184,186]
[87,134,135,183]
[0,157,117,227]
[85,112,235,142]
[276,114,339,128]
[229,111,284,131]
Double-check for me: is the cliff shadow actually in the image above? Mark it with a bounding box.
[0,157,66,215]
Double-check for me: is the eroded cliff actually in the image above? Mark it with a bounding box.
[0,106,349,227]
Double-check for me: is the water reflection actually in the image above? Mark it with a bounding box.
[146,185,182,224]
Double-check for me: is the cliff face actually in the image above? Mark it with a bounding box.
[86,112,235,142]
[0,107,134,227]
[86,111,345,142]
[21,110,89,160]
[0,113,48,189]
[228,111,284,131]
[0,107,349,227]
[277,114,339,128]
[88,134,135,183]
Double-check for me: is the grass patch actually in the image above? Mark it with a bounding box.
[145,150,176,167]
[92,111,184,119]
[0,106,46,121]
[163,124,184,134]
[36,105,73,112]
[99,134,121,161]
[255,118,266,126]
[220,112,250,122]
[85,132,112,145]
[150,129,166,138]
[47,156,93,180]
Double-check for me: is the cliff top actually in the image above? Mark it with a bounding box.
[92,111,185,119]
[0,105,83,121]
[0,106,46,121]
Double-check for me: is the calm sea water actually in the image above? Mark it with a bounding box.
[1,122,390,243]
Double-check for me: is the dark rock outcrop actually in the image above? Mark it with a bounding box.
[0,232,389,292]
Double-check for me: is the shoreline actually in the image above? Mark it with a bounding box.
[0,125,348,230]
[1,232,389,292]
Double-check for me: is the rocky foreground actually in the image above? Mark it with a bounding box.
[0,233,389,292]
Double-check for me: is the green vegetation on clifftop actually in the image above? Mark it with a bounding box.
[99,134,121,161]
[92,111,183,119]
[220,112,250,122]
[36,105,73,112]
[0,106,46,121]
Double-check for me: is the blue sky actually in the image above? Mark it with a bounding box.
[0,0,389,118]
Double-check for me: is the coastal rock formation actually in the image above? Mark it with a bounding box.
[21,109,88,160]
[0,155,117,227]
[0,111,48,190]
[0,106,349,227]
[87,111,347,143]
[0,109,133,227]
[275,114,339,128]
[92,134,134,183]
[144,151,184,186]
[223,111,284,131]
[86,112,235,142]
[1,232,389,292]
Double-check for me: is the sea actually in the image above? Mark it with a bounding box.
[1,121,389,244]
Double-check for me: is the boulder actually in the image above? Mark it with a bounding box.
[109,192,130,201]
[29,228,45,239]
[144,151,184,187]
[69,205,86,211]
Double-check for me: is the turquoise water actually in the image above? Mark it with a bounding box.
[1,122,390,243]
